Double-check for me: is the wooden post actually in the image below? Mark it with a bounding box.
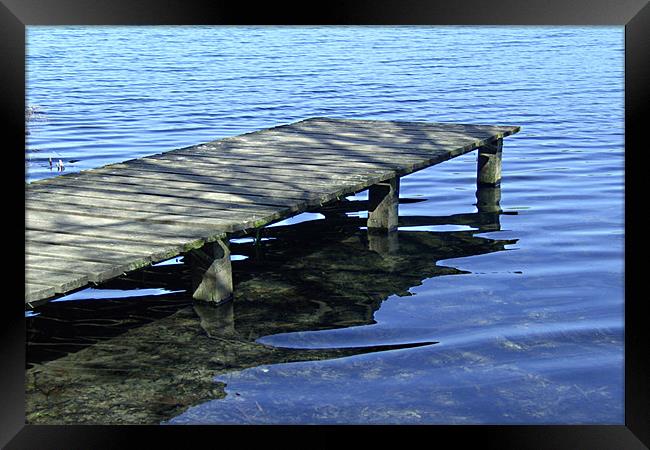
[367,176,400,231]
[193,300,235,337]
[475,185,502,232]
[188,239,233,304]
[477,138,503,187]
[368,230,399,255]
[476,185,501,213]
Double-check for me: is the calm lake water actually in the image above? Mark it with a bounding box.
[25,26,624,425]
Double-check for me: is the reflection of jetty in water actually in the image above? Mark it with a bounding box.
[26,188,517,424]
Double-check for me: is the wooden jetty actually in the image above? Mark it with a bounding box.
[25,117,520,307]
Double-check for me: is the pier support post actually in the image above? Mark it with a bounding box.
[368,230,399,255]
[188,239,233,304]
[475,185,502,232]
[367,176,400,232]
[194,300,236,337]
[476,185,501,213]
[477,138,503,187]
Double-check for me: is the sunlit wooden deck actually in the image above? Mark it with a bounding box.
[25,117,520,306]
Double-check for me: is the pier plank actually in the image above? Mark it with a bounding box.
[31,173,320,200]
[210,138,462,158]
[25,283,57,304]
[38,168,362,194]
[26,230,184,260]
[120,158,391,182]
[25,268,88,296]
[164,148,421,167]
[142,152,405,175]
[26,211,224,244]
[26,254,129,282]
[29,177,305,208]
[26,241,152,265]
[26,203,252,228]
[27,189,290,216]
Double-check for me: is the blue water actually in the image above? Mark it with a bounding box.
[26,26,624,424]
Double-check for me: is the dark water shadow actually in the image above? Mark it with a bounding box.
[25,195,517,424]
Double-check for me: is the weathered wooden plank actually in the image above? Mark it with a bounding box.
[286,127,516,142]
[144,151,409,173]
[173,146,423,167]
[29,182,366,227]
[199,148,458,190]
[25,283,57,304]
[69,161,377,194]
[31,165,399,217]
[25,268,88,294]
[233,119,520,146]
[26,230,183,259]
[276,128,495,145]
[28,177,305,208]
[212,118,517,151]
[34,167,358,195]
[300,117,521,134]
[26,203,293,238]
[119,158,394,183]
[26,241,152,265]
[26,254,130,281]
[225,130,488,150]
[291,117,521,137]
[26,211,224,246]
[25,280,57,289]
[27,189,288,219]
[25,201,280,229]
[172,138,420,163]
[178,143,467,179]
[207,138,462,158]
[30,172,320,200]
[107,154,438,192]
[124,157,397,185]
[26,224,192,250]
[203,138,499,168]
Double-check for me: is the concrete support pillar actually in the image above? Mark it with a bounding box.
[367,176,400,232]
[477,138,503,187]
[188,239,233,304]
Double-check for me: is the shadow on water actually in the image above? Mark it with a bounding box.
[25,189,517,424]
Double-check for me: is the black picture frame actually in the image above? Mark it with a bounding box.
[1,1,647,448]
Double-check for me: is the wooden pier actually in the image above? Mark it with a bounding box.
[25,117,520,307]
